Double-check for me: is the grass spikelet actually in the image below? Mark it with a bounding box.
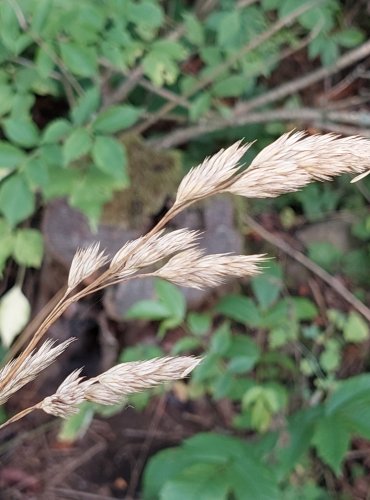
[37,356,201,417]
[110,229,201,277]
[86,356,202,405]
[38,369,91,418]
[68,243,109,292]
[227,131,370,198]
[174,140,251,205]
[0,339,75,405]
[153,250,267,289]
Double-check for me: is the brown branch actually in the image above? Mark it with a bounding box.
[151,108,370,149]
[244,215,370,323]
[235,39,370,116]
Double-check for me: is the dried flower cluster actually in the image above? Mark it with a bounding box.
[0,130,369,430]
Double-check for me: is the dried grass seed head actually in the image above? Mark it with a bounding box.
[38,369,92,418]
[175,140,251,205]
[85,356,202,405]
[0,338,75,405]
[227,131,370,198]
[38,356,202,416]
[154,249,267,289]
[110,229,201,277]
[68,243,109,291]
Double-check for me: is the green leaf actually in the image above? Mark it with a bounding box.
[226,334,260,360]
[155,279,186,321]
[210,323,231,355]
[326,374,370,415]
[93,105,142,133]
[187,312,211,336]
[216,295,261,327]
[0,141,26,168]
[312,414,351,476]
[63,128,92,165]
[3,118,40,148]
[13,228,44,268]
[120,344,164,363]
[212,75,247,98]
[41,119,72,144]
[217,11,240,47]
[126,300,171,321]
[0,219,14,271]
[227,355,258,374]
[31,0,52,32]
[128,1,164,29]
[71,87,100,126]
[35,46,54,78]
[58,402,94,443]
[212,372,234,400]
[292,297,318,321]
[334,28,364,48]
[343,312,369,343]
[189,93,211,122]
[192,353,221,383]
[184,13,204,46]
[59,42,98,77]
[0,175,34,226]
[161,462,230,500]
[143,51,179,86]
[320,339,341,373]
[251,263,283,310]
[171,337,202,355]
[144,433,279,500]
[92,136,127,181]
[277,406,322,480]
[143,448,195,499]
[0,84,13,116]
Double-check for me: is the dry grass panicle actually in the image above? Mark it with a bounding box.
[0,130,369,429]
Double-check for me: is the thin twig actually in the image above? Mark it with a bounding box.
[0,405,39,430]
[152,107,370,149]
[244,215,370,323]
[235,39,370,116]
[153,37,370,148]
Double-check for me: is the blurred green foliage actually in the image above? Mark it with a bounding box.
[0,0,369,497]
[127,274,370,498]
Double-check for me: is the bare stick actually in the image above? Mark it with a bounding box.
[152,108,370,149]
[133,0,323,135]
[235,39,370,116]
[244,215,370,323]
[0,405,38,430]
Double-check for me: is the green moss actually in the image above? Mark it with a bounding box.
[102,134,182,228]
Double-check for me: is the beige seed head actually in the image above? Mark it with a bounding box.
[227,131,370,198]
[68,243,109,291]
[37,356,201,417]
[0,338,75,405]
[153,249,267,289]
[38,369,92,418]
[110,229,201,277]
[85,356,202,405]
[175,140,251,205]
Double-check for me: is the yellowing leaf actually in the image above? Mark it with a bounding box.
[0,286,31,347]
[343,312,369,343]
